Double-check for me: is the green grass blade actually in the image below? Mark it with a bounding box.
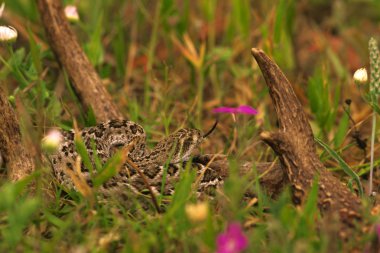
[74,136,94,174]
[333,110,349,148]
[90,140,103,172]
[92,151,124,188]
[315,137,363,196]
[164,163,195,222]
[294,177,319,239]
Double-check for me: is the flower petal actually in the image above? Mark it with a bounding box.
[212,105,257,115]
[236,105,258,115]
[216,223,248,253]
[64,5,80,22]
[0,25,17,43]
[212,107,238,114]
[226,223,242,235]
[216,234,230,253]
[353,68,368,85]
[227,223,248,249]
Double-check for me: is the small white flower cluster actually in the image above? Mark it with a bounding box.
[0,3,17,43]
[369,37,380,93]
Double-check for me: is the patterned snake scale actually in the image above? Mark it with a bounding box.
[49,119,223,199]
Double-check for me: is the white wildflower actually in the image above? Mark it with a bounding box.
[353,68,368,85]
[0,25,17,43]
[42,130,63,152]
[64,5,79,22]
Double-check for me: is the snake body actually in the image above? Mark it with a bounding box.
[49,119,223,198]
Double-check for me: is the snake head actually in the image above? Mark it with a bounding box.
[149,128,203,164]
[143,121,218,165]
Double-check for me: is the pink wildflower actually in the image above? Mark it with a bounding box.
[212,105,258,115]
[216,222,248,253]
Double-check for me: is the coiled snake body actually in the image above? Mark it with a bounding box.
[49,119,223,198]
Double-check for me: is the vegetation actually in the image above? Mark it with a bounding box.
[0,0,380,252]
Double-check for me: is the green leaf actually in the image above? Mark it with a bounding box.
[63,71,86,124]
[4,198,39,247]
[164,163,195,222]
[315,137,363,196]
[85,107,97,127]
[28,26,42,73]
[274,0,286,44]
[333,109,349,148]
[294,177,319,239]
[92,151,123,187]
[303,177,319,220]
[74,136,94,174]
[0,172,40,210]
[326,47,346,78]
[307,68,338,133]
[43,211,65,228]
[207,47,233,63]
[90,140,103,172]
[46,95,63,121]
[84,12,104,66]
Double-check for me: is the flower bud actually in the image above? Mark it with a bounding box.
[0,26,17,43]
[42,130,63,152]
[8,95,15,104]
[353,68,368,85]
[185,202,208,222]
[64,5,79,22]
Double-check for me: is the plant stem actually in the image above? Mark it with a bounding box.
[369,110,377,195]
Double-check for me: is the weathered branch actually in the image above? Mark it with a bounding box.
[251,48,362,237]
[36,0,123,122]
[0,87,34,181]
[195,154,286,197]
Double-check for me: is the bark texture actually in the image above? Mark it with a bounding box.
[36,0,123,122]
[195,154,286,197]
[0,87,35,181]
[251,48,362,237]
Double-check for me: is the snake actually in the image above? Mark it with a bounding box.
[49,119,223,199]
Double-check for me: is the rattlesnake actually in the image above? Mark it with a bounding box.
[49,119,223,198]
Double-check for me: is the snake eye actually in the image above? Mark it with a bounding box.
[113,143,125,148]
[109,143,125,156]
